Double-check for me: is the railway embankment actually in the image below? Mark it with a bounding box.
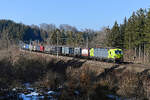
[19,49,150,99]
[0,48,150,99]
[20,49,150,75]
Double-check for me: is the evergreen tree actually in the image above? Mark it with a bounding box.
[144,9,150,49]
[124,12,138,49]
[119,17,127,49]
[108,21,121,48]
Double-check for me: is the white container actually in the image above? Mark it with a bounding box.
[29,44,33,51]
[82,48,89,56]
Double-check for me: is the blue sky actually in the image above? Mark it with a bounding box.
[0,0,150,30]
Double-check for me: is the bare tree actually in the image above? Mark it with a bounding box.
[59,24,78,33]
[89,27,108,48]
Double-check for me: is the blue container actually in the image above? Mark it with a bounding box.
[36,46,40,51]
[69,47,74,55]
[50,46,56,54]
[94,48,108,59]
[55,46,62,54]
[25,44,29,50]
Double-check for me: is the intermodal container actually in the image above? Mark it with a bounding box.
[22,44,25,49]
[36,46,40,51]
[29,44,33,51]
[40,46,44,52]
[94,48,108,58]
[74,47,81,56]
[82,48,89,56]
[19,43,24,49]
[69,47,74,55]
[23,44,26,49]
[44,45,50,53]
[33,46,36,51]
[62,46,69,55]
[49,46,56,54]
[55,46,62,54]
[25,44,29,50]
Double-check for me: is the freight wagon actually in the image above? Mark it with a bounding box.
[69,47,74,56]
[24,44,29,50]
[82,48,89,57]
[29,44,33,51]
[19,42,123,63]
[44,45,51,53]
[74,47,82,57]
[44,45,56,54]
[19,42,25,49]
[33,46,36,51]
[40,46,44,52]
[55,46,62,55]
[36,46,40,52]
[62,46,69,55]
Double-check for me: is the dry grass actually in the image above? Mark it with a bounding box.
[117,71,139,97]
[1,47,150,99]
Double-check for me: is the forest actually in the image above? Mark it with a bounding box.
[1,8,150,62]
[1,8,150,99]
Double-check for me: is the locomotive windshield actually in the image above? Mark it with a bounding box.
[115,50,122,54]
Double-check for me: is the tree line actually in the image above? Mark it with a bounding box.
[107,8,150,60]
[0,20,100,48]
[1,8,150,57]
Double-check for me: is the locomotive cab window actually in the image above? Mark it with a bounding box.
[115,50,122,54]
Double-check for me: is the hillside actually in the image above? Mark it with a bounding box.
[0,47,150,99]
[0,20,43,42]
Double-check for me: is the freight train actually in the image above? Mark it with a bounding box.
[19,42,123,62]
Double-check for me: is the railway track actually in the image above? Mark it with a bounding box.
[20,49,131,64]
[19,48,133,71]
[19,49,150,75]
